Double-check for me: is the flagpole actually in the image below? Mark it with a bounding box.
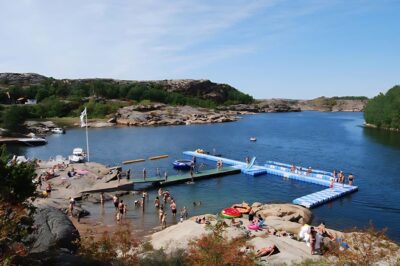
[85,110,90,162]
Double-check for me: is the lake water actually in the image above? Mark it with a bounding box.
[12,112,400,241]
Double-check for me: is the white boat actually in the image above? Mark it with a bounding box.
[68,147,86,163]
[250,137,257,142]
[51,127,65,134]
[18,137,47,146]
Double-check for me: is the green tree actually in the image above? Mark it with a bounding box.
[2,105,30,133]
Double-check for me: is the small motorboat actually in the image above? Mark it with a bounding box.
[68,147,86,163]
[51,127,65,134]
[18,136,47,146]
[250,137,257,142]
[172,159,194,169]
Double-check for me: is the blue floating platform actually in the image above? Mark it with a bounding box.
[184,151,359,209]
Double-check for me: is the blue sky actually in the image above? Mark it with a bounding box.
[0,0,399,99]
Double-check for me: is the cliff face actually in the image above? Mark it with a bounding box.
[295,97,368,112]
[255,98,368,112]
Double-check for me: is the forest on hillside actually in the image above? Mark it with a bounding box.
[0,78,253,132]
[364,85,400,130]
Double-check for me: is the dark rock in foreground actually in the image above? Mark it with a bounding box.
[30,206,80,254]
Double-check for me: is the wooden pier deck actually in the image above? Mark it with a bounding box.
[131,166,240,185]
[80,166,240,194]
[80,179,135,193]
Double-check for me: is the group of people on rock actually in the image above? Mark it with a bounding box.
[248,209,265,228]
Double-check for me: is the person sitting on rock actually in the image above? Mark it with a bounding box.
[257,214,265,227]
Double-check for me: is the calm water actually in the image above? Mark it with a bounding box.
[11,112,400,241]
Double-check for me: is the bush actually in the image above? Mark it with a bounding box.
[78,226,138,265]
[184,220,255,266]
[324,222,399,266]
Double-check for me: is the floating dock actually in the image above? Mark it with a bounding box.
[183,151,358,208]
[292,185,358,208]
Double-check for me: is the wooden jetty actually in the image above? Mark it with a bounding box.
[80,166,240,194]
[183,151,359,209]
[131,166,240,186]
[80,179,135,193]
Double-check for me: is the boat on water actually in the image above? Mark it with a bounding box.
[18,137,47,146]
[51,127,65,134]
[68,147,86,163]
[172,159,194,169]
[250,137,257,142]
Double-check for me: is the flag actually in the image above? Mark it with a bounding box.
[80,108,87,127]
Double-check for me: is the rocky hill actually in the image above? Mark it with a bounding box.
[0,72,253,105]
[0,72,47,87]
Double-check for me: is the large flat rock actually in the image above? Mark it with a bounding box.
[30,207,80,253]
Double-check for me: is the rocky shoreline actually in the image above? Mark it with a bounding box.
[364,122,400,132]
[24,159,399,265]
[21,98,368,134]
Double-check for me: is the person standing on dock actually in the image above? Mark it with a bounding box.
[329,178,334,190]
[117,170,121,183]
[143,168,147,180]
[164,171,168,181]
[245,157,250,165]
[192,156,197,166]
[339,171,345,186]
[156,167,160,177]
[126,169,131,180]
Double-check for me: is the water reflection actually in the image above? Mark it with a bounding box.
[363,127,400,148]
